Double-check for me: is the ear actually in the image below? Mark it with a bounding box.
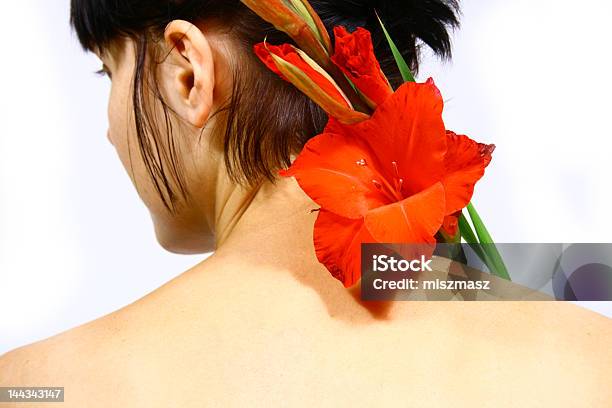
[163,20,215,128]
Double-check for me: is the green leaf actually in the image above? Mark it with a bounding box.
[459,213,478,244]
[466,203,511,281]
[466,203,494,244]
[376,12,416,83]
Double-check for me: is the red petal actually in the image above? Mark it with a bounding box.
[253,42,289,80]
[325,81,447,197]
[280,129,390,219]
[442,131,495,214]
[364,182,446,244]
[313,210,376,288]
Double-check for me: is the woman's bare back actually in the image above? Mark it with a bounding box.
[1,254,611,407]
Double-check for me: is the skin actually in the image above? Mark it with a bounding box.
[0,20,611,407]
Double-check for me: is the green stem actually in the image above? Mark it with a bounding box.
[466,203,511,281]
[459,213,490,269]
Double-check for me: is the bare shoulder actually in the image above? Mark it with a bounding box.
[0,298,186,408]
[433,301,612,405]
[0,258,215,391]
[0,309,131,397]
[0,254,309,406]
[439,301,612,369]
[479,301,612,351]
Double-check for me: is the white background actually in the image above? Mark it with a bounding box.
[1,0,611,354]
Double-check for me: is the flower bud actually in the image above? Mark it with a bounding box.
[241,0,332,68]
[255,42,370,124]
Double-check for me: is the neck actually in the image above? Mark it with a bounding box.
[210,176,407,321]
[214,176,320,270]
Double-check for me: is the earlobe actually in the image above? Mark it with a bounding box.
[164,20,215,128]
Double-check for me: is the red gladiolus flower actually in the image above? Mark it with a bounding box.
[280,79,494,287]
[331,26,393,109]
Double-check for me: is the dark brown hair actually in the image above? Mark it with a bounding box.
[70,0,460,211]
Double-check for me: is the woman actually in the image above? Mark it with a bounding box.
[1,0,610,406]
